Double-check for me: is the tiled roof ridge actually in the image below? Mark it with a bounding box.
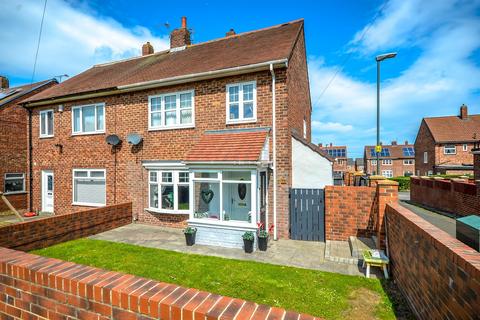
[92,19,303,69]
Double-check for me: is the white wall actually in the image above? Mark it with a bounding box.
[292,137,333,188]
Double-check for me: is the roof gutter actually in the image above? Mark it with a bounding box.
[24,59,288,107]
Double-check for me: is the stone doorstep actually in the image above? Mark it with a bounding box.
[324,240,358,265]
[324,237,377,265]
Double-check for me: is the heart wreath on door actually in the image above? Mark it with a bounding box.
[201,189,214,204]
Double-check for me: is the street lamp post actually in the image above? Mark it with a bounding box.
[375,52,397,175]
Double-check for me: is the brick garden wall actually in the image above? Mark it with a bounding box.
[410,176,479,217]
[0,203,132,251]
[385,203,480,319]
[0,247,318,320]
[0,193,27,212]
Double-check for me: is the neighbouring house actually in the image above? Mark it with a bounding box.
[414,104,480,176]
[22,18,333,248]
[346,158,355,171]
[318,143,347,179]
[0,76,57,212]
[355,158,364,173]
[364,141,415,178]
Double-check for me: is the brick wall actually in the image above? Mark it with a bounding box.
[325,181,398,245]
[410,177,479,217]
[0,193,27,212]
[364,158,414,177]
[414,120,436,176]
[0,203,132,251]
[0,248,318,320]
[385,203,480,319]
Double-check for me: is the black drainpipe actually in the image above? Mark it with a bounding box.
[27,107,33,211]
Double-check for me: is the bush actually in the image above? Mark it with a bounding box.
[389,176,410,191]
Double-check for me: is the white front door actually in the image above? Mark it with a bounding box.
[42,170,54,212]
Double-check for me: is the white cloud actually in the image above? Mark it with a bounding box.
[310,0,480,157]
[0,0,169,84]
[312,120,353,133]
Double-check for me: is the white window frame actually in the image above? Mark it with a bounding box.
[148,170,191,214]
[72,169,106,207]
[381,159,392,165]
[190,169,257,227]
[444,145,456,155]
[148,90,195,130]
[303,118,307,139]
[4,173,25,194]
[463,144,468,151]
[371,160,377,165]
[72,103,105,135]
[226,81,257,124]
[423,151,428,164]
[382,170,393,178]
[39,109,54,138]
[403,159,414,165]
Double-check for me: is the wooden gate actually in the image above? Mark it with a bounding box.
[289,188,325,241]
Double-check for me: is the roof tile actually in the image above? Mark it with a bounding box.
[424,115,480,143]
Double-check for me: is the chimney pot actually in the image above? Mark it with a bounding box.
[170,17,191,49]
[226,28,236,37]
[319,143,323,147]
[460,104,468,120]
[0,76,9,89]
[181,16,187,29]
[330,143,333,147]
[391,140,397,145]
[141,42,154,56]
[405,140,409,145]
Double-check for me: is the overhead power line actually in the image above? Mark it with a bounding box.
[312,0,390,107]
[31,0,48,84]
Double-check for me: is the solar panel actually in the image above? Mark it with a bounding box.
[402,147,415,156]
[370,147,390,157]
[0,89,18,100]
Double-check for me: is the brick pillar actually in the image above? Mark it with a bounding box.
[376,180,399,249]
[473,150,480,195]
[369,175,384,187]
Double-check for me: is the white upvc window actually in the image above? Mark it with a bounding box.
[463,144,468,151]
[403,159,414,165]
[4,173,25,194]
[72,169,106,206]
[423,152,428,163]
[371,160,377,165]
[382,170,393,178]
[382,159,392,165]
[72,103,105,135]
[148,170,190,213]
[148,90,194,130]
[39,109,54,138]
[226,81,257,124]
[191,170,257,225]
[444,145,456,155]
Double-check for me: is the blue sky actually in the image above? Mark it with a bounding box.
[1,0,479,158]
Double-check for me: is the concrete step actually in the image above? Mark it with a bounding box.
[349,236,376,259]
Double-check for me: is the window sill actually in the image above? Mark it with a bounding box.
[71,131,105,136]
[145,208,190,215]
[3,191,27,195]
[226,119,257,125]
[72,202,105,207]
[148,124,195,131]
[39,135,54,139]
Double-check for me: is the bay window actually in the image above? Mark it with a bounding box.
[73,169,106,206]
[226,81,256,123]
[149,90,194,130]
[72,103,105,134]
[149,170,190,212]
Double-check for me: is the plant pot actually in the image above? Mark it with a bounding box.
[243,238,254,253]
[258,236,268,251]
[185,232,196,246]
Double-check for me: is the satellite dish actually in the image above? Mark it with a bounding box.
[106,134,121,146]
[127,133,142,145]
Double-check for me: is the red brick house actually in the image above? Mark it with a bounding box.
[364,141,415,177]
[318,144,347,177]
[22,18,332,247]
[414,105,480,176]
[0,77,57,212]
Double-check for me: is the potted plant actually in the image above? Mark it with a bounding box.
[183,227,197,246]
[242,231,255,253]
[257,223,273,251]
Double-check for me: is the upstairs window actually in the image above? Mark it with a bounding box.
[382,159,392,165]
[72,104,105,134]
[423,151,428,163]
[149,90,194,130]
[4,173,25,194]
[444,145,456,155]
[463,144,468,151]
[39,110,54,137]
[403,159,414,165]
[226,81,256,123]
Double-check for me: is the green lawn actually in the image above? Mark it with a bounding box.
[32,239,408,319]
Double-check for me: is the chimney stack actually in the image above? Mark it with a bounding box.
[404,140,409,145]
[0,76,9,89]
[391,140,397,145]
[329,143,333,147]
[226,28,236,37]
[142,42,154,56]
[460,104,468,120]
[319,143,323,147]
[170,16,191,49]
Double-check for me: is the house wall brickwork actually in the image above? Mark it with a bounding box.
[414,120,436,176]
[364,158,415,177]
[0,247,316,320]
[385,203,480,319]
[0,81,56,211]
[0,203,132,251]
[410,176,479,217]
